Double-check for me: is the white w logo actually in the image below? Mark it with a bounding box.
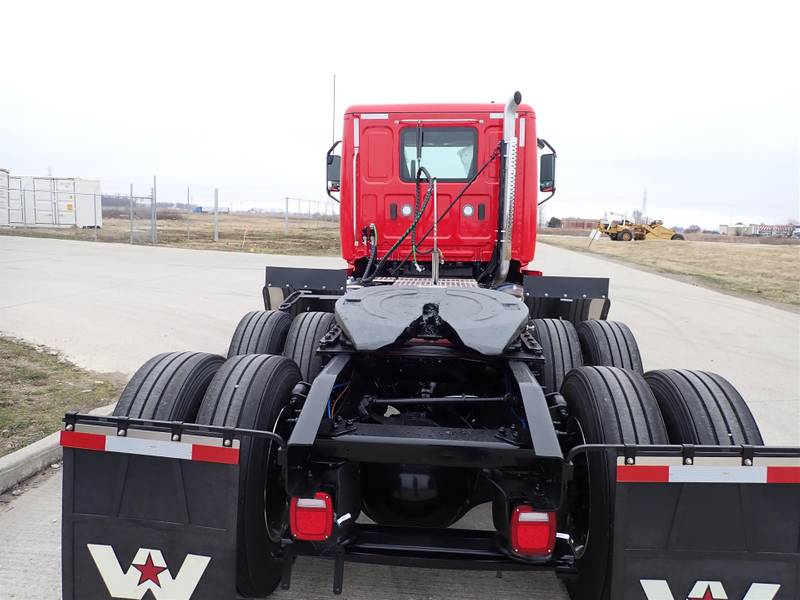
[87,544,210,600]
[640,580,781,600]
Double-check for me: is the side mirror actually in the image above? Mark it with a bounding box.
[327,155,341,191]
[540,153,556,193]
[326,141,342,202]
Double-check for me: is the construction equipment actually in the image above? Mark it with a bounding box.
[598,214,685,241]
[61,92,799,600]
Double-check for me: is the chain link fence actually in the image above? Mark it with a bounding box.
[0,178,341,256]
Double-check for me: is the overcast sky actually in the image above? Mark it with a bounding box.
[1,0,797,229]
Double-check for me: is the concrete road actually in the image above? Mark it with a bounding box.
[0,235,798,599]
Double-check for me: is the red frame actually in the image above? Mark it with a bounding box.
[337,103,539,273]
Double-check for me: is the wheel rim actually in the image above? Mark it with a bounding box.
[264,404,290,543]
[564,416,591,559]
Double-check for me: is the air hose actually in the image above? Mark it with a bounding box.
[411,126,424,271]
[361,223,379,280]
[360,167,433,283]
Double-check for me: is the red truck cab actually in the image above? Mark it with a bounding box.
[327,96,556,283]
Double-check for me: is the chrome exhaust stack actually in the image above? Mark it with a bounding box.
[493,91,521,285]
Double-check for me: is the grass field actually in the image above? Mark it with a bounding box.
[0,213,342,256]
[539,235,800,307]
[0,337,124,457]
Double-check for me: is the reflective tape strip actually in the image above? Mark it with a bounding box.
[669,465,766,484]
[617,465,669,483]
[359,113,388,120]
[767,466,800,483]
[617,464,800,484]
[191,443,240,465]
[106,435,193,460]
[60,430,106,451]
[59,430,239,465]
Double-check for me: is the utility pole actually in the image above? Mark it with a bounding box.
[187,186,191,241]
[129,184,134,244]
[331,74,336,144]
[284,197,289,235]
[213,188,219,242]
[151,175,158,244]
[641,188,648,224]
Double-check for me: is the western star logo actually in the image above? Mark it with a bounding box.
[640,580,781,600]
[87,544,210,600]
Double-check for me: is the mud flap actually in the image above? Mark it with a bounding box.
[61,426,240,600]
[523,275,610,322]
[609,454,800,600]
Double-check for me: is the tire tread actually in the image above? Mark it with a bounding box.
[644,369,763,445]
[576,320,643,373]
[228,311,292,357]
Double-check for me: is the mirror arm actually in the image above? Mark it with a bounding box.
[326,140,342,164]
[538,191,556,207]
[537,137,556,158]
[537,137,557,204]
[326,140,342,203]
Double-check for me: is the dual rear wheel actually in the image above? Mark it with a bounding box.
[112,309,334,597]
[532,318,763,599]
[560,365,762,599]
[229,309,335,382]
[532,318,642,394]
[113,351,300,597]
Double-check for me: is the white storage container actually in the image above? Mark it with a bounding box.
[1,174,102,228]
[73,178,102,228]
[8,176,25,224]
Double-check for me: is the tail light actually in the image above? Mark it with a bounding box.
[290,492,333,541]
[510,505,556,557]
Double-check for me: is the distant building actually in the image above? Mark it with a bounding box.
[719,223,795,237]
[756,224,795,237]
[560,217,600,230]
[719,223,754,236]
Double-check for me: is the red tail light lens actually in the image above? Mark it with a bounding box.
[510,505,556,556]
[290,492,333,541]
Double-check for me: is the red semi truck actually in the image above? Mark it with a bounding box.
[61,92,799,600]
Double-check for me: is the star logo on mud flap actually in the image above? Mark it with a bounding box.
[132,552,167,587]
[87,544,210,600]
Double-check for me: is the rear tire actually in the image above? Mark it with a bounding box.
[561,366,668,600]
[113,352,224,420]
[196,355,301,598]
[228,310,292,357]
[671,233,685,240]
[576,320,643,373]
[619,229,633,241]
[531,319,583,394]
[283,311,335,381]
[644,369,763,445]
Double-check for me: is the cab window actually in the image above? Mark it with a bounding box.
[400,127,477,182]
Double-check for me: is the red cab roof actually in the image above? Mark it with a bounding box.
[344,103,535,116]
